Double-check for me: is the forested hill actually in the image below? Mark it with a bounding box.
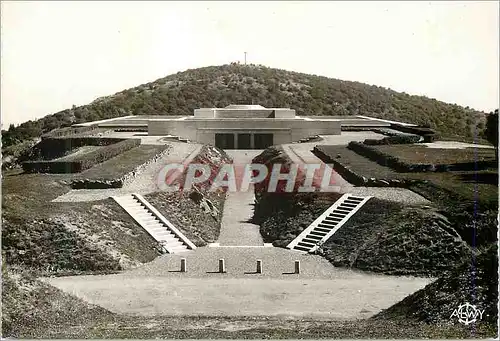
[2,63,490,147]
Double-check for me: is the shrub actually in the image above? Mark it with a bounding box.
[363,134,421,145]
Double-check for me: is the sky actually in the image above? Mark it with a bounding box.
[1,1,499,128]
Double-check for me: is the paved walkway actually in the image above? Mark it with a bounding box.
[216,187,263,246]
[216,149,265,246]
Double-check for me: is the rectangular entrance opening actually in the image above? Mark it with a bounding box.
[254,133,274,149]
[237,133,251,149]
[215,133,235,149]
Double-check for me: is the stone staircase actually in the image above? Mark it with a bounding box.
[112,193,196,254]
[287,194,371,253]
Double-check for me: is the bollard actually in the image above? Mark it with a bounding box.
[256,260,262,274]
[180,258,187,273]
[219,259,226,273]
[294,260,300,274]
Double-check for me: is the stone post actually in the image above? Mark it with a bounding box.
[294,260,300,274]
[180,258,187,273]
[219,259,226,273]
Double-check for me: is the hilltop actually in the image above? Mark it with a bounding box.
[2,64,490,148]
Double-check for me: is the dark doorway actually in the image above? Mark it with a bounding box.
[238,133,251,149]
[215,133,235,149]
[254,133,274,149]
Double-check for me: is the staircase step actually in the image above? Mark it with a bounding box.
[339,203,356,208]
[139,218,160,224]
[306,234,323,240]
[315,226,333,232]
[329,212,347,218]
[318,221,336,227]
[324,217,342,222]
[344,199,362,205]
[134,210,156,217]
[347,196,365,201]
[335,208,351,213]
[309,231,327,237]
[301,238,319,245]
[161,241,185,248]
[128,209,153,215]
[146,221,167,228]
[167,245,189,251]
[293,245,311,252]
[298,241,316,248]
[149,228,173,236]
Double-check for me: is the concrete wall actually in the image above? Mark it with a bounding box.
[194,109,216,118]
[215,109,273,118]
[148,118,341,146]
[274,109,296,119]
[193,108,296,119]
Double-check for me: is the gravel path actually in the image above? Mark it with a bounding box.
[217,187,263,246]
[216,150,265,246]
[52,142,201,202]
[348,187,430,205]
[422,141,494,149]
[43,246,432,319]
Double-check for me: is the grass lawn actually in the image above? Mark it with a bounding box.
[318,145,404,179]
[54,146,103,162]
[314,145,498,206]
[373,145,496,165]
[74,144,170,180]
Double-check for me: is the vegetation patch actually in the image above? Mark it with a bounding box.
[41,125,99,139]
[2,172,160,276]
[146,145,232,246]
[376,244,498,328]
[373,144,496,165]
[319,199,470,276]
[253,192,343,247]
[145,190,225,247]
[2,265,115,338]
[2,214,122,274]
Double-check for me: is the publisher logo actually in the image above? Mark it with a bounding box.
[450,302,486,325]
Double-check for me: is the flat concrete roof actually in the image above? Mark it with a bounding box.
[74,113,415,128]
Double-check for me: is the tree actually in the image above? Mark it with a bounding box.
[484,109,498,161]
